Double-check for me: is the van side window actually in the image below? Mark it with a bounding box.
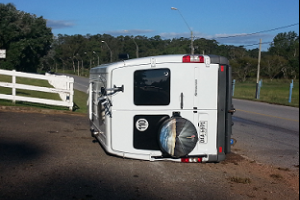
[134,68,170,105]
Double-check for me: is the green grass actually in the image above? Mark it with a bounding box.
[0,74,60,100]
[50,68,90,78]
[0,74,88,114]
[73,89,88,114]
[233,79,299,107]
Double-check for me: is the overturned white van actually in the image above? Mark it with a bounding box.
[89,54,235,163]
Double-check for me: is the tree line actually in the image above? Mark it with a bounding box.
[0,3,299,81]
[0,3,53,72]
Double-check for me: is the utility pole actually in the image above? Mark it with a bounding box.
[255,39,262,99]
[190,31,194,55]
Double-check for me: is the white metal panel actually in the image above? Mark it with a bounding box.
[190,111,218,155]
[110,66,135,110]
[168,63,196,109]
[110,109,218,156]
[111,110,163,156]
[110,63,202,111]
[197,64,219,109]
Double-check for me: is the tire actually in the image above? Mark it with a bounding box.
[158,116,198,158]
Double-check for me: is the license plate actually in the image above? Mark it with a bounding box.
[199,121,208,144]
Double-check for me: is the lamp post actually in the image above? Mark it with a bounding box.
[70,56,75,72]
[171,7,194,54]
[124,30,139,58]
[77,53,83,75]
[101,41,113,62]
[131,36,139,58]
[84,52,92,69]
[93,51,100,66]
[59,57,65,73]
[73,56,80,76]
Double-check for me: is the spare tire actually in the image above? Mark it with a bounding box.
[159,116,198,158]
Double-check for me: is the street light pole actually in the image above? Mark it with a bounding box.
[132,36,139,58]
[93,51,100,66]
[124,30,139,58]
[84,52,92,69]
[75,53,81,76]
[171,7,194,54]
[101,41,113,62]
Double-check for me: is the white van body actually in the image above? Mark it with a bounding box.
[89,54,234,163]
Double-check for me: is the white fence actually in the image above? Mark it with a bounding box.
[0,69,74,110]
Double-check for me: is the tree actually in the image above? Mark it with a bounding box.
[269,31,298,56]
[262,55,288,81]
[231,57,257,82]
[0,3,53,72]
[269,31,299,79]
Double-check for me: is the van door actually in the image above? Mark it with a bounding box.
[109,65,173,153]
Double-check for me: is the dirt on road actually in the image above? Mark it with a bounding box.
[0,106,299,200]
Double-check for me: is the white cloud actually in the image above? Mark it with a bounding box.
[46,19,75,29]
[106,29,154,36]
[160,31,206,39]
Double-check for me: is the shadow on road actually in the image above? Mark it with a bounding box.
[0,139,45,166]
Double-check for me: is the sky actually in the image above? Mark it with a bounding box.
[1,0,299,51]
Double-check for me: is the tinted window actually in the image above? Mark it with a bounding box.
[134,68,170,105]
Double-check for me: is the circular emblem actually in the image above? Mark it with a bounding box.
[136,118,149,132]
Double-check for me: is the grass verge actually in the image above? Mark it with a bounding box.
[233,79,299,107]
[0,89,88,114]
[0,74,88,114]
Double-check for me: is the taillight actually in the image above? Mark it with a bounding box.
[182,55,205,63]
[221,65,224,72]
[219,147,223,153]
[181,157,202,163]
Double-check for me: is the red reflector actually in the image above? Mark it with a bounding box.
[183,55,204,63]
[221,65,224,72]
[219,147,223,153]
[181,158,190,163]
[181,157,202,163]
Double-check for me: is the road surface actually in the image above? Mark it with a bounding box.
[0,109,298,200]
[232,99,299,169]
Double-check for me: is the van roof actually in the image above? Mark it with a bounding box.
[90,54,229,73]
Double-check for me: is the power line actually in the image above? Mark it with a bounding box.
[194,23,299,40]
[191,23,299,49]
[242,35,299,47]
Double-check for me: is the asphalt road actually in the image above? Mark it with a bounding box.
[232,99,299,169]
[0,110,298,200]
[0,111,244,200]
[68,74,299,169]
[71,75,89,93]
